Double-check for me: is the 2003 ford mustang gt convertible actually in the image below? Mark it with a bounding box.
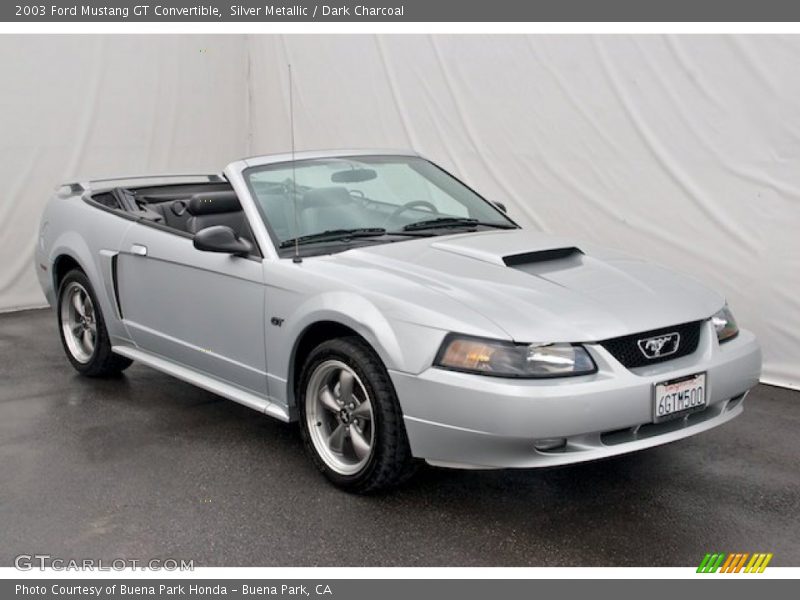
[36,150,762,492]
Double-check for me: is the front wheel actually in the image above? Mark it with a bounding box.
[298,337,416,493]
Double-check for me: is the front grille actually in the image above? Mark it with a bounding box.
[599,320,703,369]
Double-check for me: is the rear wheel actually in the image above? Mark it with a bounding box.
[57,269,133,377]
[298,337,416,493]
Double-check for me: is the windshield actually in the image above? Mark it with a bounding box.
[244,155,516,251]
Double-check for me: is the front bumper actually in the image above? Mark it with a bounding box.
[390,322,761,469]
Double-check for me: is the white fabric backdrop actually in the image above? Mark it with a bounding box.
[0,35,250,311]
[248,35,800,389]
[1,35,798,389]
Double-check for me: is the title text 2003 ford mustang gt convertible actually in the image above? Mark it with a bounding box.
[36,150,762,493]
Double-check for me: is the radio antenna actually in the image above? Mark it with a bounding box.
[289,63,302,263]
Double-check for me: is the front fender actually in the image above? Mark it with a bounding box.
[266,285,460,416]
[266,290,405,409]
[288,292,406,371]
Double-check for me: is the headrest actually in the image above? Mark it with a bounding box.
[302,187,352,208]
[187,191,241,216]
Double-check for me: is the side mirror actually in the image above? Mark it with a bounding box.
[493,201,508,213]
[193,225,252,256]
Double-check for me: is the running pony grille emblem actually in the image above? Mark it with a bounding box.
[637,332,680,359]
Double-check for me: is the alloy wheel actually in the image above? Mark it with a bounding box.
[305,360,375,475]
[60,281,97,363]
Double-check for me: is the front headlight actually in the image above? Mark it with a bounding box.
[712,304,739,343]
[434,335,597,378]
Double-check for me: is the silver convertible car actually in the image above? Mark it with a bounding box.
[36,150,762,493]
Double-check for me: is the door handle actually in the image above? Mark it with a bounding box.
[130,244,148,256]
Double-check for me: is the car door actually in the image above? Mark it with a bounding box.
[116,222,268,396]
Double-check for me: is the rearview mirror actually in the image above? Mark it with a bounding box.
[331,168,377,183]
[493,201,508,213]
[193,225,252,256]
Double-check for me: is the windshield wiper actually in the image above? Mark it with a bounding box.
[402,217,517,232]
[279,228,388,248]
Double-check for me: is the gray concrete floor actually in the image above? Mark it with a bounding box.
[1,308,799,567]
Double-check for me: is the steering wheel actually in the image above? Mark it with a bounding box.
[384,200,439,228]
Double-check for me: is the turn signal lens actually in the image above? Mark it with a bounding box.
[438,339,497,372]
[712,305,739,343]
[435,335,596,378]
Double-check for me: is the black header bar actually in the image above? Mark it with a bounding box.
[4,0,800,22]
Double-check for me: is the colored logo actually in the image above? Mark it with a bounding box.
[697,553,773,573]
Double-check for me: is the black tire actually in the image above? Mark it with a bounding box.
[56,269,133,377]
[298,336,417,494]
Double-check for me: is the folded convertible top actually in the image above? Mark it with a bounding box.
[56,173,225,195]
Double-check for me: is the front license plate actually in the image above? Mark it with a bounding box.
[653,372,706,423]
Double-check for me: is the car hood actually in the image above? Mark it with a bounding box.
[331,229,723,343]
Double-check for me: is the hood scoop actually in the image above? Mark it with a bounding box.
[429,230,581,266]
[504,247,585,275]
[503,247,583,266]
